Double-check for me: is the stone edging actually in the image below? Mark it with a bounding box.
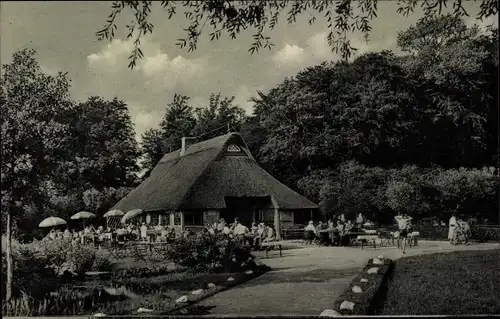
[320,256,394,317]
[165,264,272,315]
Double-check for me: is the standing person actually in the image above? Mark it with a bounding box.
[395,213,410,254]
[448,213,457,244]
[304,221,317,245]
[140,222,148,242]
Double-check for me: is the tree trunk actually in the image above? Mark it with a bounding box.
[6,209,13,303]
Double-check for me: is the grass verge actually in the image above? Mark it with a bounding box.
[382,249,500,315]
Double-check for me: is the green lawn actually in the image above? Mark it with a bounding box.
[382,250,500,315]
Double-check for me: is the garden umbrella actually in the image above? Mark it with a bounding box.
[71,211,96,229]
[39,217,67,228]
[121,209,144,224]
[103,209,124,218]
[71,211,97,220]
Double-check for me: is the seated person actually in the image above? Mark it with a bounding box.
[221,222,231,235]
[345,220,353,232]
[315,221,324,236]
[216,218,226,232]
[206,223,216,235]
[96,226,104,235]
[253,223,266,249]
[250,222,259,236]
[63,228,72,240]
[262,225,276,243]
[233,219,249,236]
[47,229,56,240]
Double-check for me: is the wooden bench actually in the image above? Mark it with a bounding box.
[357,235,379,249]
[260,241,288,258]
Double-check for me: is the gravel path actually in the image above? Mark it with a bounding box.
[188,241,498,316]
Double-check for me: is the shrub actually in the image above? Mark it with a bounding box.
[2,243,59,299]
[165,233,256,273]
[2,238,113,300]
[471,225,500,242]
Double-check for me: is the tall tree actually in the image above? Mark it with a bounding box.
[1,49,73,301]
[96,1,497,68]
[193,93,246,140]
[58,96,140,192]
[141,94,196,171]
[397,15,497,167]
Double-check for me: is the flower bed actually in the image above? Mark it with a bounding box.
[2,233,270,316]
[329,256,394,316]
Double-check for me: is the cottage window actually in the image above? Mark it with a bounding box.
[149,213,160,225]
[227,144,241,152]
[173,212,182,225]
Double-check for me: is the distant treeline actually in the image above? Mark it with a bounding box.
[1,15,498,237]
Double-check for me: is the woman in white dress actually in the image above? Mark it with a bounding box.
[448,214,457,243]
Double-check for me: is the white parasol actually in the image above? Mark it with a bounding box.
[71,211,97,220]
[103,209,124,218]
[121,209,144,224]
[39,217,67,228]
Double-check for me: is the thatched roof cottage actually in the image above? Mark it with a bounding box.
[111,132,319,238]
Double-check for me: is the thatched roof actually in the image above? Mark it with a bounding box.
[112,133,318,212]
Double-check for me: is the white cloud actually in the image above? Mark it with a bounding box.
[87,39,134,67]
[126,101,163,142]
[86,36,204,88]
[306,32,340,61]
[232,85,264,115]
[272,43,306,66]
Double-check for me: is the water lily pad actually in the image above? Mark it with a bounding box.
[137,308,154,313]
[367,267,379,274]
[207,283,216,288]
[227,277,235,281]
[176,295,188,303]
[320,309,341,317]
[352,285,363,293]
[340,300,355,311]
[245,270,254,275]
[372,258,384,265]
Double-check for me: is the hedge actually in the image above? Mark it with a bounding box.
[331,257,394,316]
[415,225,500,242]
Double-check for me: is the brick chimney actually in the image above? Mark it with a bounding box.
[180,137,196,156]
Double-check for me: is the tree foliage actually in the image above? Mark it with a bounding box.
[140,92,246,171]
[1,49,73,226]
[96,0,498,68]
[1,50,140,234]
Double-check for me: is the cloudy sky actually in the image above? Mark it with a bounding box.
[1,1,497,141]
